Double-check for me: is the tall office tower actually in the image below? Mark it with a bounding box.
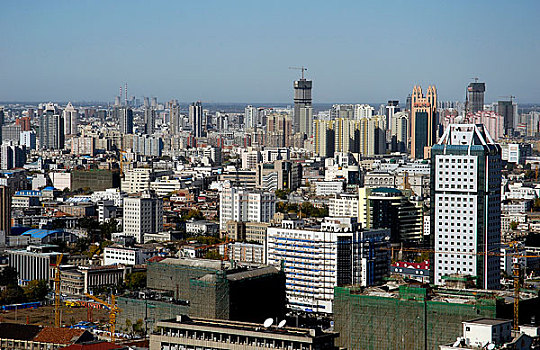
[431,124,501,290]
[38,103,64,150]
[391,111,409,152]
[266,114,292,147]
[0,142,26,170]
[0,186,10,237]
[267,218,390,313]
[0,107,4,127]
[314,119,335,157]
[244,105,257,130]
[498,100,516,136]
[119,107,134,134]
[331,104,355,119]
[293,76,312,133]
[410,85,437,159]
[466,82,485,114]
[219,184,276,230]
[189,101,204,138]
[170,104,181,135]
[385,101,399,137]
[151,97,158,108]
[123,191,163,243]
[62,102,79,135]
[298,106,313,137]
[143,97,150,108]
[114,95,121,106]
[144,107,156,135]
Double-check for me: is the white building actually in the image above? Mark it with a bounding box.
[63,102,79,135]
[219,242,265,264]
[244,105,257,129]
[329,194,359,217]
[91,188,126,207]
[266,218,390,314]
[50,172,71,191]
[314,180,344,196]
[122,168,154,194]
[219,185,276,230]
[150,177,184,196]
[123,191,163,243]
[241,150,261,170]
[431,124,501,289]
[103,246,158,266]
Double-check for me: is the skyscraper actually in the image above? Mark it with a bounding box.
[0,185,11,236]
[298,106,313,137]
[466,82,485,114]
[431,124,501,290]
[189,101,203,138]
[38,103,64,150]
[144,107,156,135]
[293,76,312,134]
[170,103,181,135]
[119,107,134,134]
[244,105,257,130]
[62,102,79,135]
[498,100,516,136]
[123,191,163,243]
[410,85,437,159]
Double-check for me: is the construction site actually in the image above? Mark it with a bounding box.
[0,304,109,328]
[118,257,287,332]
[334,282,540,350]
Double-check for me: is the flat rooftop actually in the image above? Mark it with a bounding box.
[465,318,511,326]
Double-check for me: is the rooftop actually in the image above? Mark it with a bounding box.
[464,318,512,326]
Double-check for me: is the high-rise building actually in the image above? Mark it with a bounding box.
[118,107,134,134]
[62,102,79,135]
[123,191,163,243]
[498,100,517,136]
[170,104,181,135]
[266,113,292,147]
[385,100,399,136]
[391,111,409,151]
[144,107,156,135]
[20,130,36,150]
[0,185,11,236]
[298,106,313,137]
[266,218,390,313]
[466,82,485,114]
[219,184,276,230]
[314,119,335,157]
[0,107,4,127]
[38,103,64,150]
[244,105,257,130]
[431,124,501,289]
[293,77,312,133]
[16,116,32,131]
[0,142,26,170]
[189,101,203,138]
[410,85,437,159]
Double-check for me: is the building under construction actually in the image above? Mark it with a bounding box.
[118,258,286,332]
[334,282,540,350]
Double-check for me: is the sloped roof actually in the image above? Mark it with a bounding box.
[0,323,42,340]
[21,229,63,239]
[62,341,126,350]
[33,327,90,344]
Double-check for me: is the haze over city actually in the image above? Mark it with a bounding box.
[1,0,540,103]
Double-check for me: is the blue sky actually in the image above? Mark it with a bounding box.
[1,0,539,103]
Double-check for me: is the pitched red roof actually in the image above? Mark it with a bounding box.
[62,342,125,350]
[33,327,89,344]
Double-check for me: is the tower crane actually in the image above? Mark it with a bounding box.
[85,293,121,343]
[289,66,308,79]
[54,253,63,328]
[499,95,516,102]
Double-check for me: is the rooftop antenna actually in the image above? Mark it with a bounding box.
[278,320,286,328]
[119,86,122,104]
[263,318,274,328]
[471,77,479,83]
[125,83,128,106]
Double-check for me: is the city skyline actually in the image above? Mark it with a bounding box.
[1,0,540,103]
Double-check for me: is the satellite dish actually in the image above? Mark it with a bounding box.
[263,318,273,328]
[278,320,286,328]
[487,344,495,350]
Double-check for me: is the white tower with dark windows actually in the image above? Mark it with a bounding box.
[431,124,501,289]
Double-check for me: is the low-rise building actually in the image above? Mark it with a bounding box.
[103,246,158,266]
[150,315,338,350]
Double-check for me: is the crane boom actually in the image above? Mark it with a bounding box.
[288,66,308,79]
[85,293,121,343]
[54,254,63,328]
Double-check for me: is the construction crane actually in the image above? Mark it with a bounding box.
[54,253,63,328]
[289,66,308,79]
[85,293,121,343]
[499,95,516,102]
[471,77,479,83]
[119,149,127,176]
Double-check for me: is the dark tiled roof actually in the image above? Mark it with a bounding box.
[0,323,42,340]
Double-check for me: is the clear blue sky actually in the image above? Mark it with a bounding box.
[1,0,539,103]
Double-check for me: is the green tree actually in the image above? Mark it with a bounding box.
[182,209,205,221]
[0,285,25,304]
[125,272,147,290]
[204,250,222,260]
[510,221,518,230]
[23,280,49,301]
[0,266,19,286]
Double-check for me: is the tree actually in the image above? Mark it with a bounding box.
[125,272,146,290]
[0,267,19,286]
[533,198,540,212]
[181,209,205,222]
[0,285,25,304]
[23,280,49,301]
[204,250,222,260]
[509,221,518,230]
